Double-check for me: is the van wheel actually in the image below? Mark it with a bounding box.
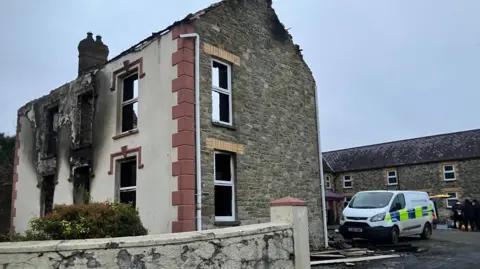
[389,226,399,244]
[421,223,432,240]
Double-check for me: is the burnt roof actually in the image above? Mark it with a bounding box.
[323,129,480,172]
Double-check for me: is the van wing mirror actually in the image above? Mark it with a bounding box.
[396,202,402,210]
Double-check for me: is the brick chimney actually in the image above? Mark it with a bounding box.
[78,32,109,76]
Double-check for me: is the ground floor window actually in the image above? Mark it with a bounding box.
[118,157,137,208]
[42,175,55,215]
[214,152,235,222]
[446,192,458,208]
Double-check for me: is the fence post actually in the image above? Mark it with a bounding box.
[270,197,310,269]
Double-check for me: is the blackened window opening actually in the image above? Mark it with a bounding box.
[42,175,55,215]
[119,158,137,208]
[78,92,94,145]
[46,106,59,155]
[122,74,139,132]
[73,166,91,204]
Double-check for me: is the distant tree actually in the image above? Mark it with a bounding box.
[0,133,15,237]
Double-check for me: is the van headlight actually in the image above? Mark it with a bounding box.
[341,213,345,221]
[370,213,386,222]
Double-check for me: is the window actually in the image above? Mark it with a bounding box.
[446,192,458,208]
[325,175,331,189]
[443,165,456,181]
[42,175,55,215]
[214,152,235,221]
[343,175,352,188]
[349,192,393,209]
[118,158,137,207]
[78,91,94,145]
[212,60,232,125]
[121,73,139,132]
[390,193,406,211]
[46,105,59,156]
[387,170,398,185]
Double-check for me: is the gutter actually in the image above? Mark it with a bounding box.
[179,33,202,231]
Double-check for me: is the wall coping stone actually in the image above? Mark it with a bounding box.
[270,197,307,207]
[0,223,291,254]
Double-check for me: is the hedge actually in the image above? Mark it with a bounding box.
[19,202,147,241]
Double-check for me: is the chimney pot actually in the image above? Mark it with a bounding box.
[78,32,109,77]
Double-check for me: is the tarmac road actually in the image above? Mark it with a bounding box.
[314,229,480,269]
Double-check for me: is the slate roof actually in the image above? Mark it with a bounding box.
[323,129,480,172]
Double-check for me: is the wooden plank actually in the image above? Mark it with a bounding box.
[310,254,401,265]
[310,254,346,259]
[310,250,342,255]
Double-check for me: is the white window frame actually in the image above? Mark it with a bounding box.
[120,73,139,133]
[214,151,235,222]
[343,175,352,189]
[387,170,398,186]
[211,59,232,126]
[118,157,137,205]
[443,165,456,181]
[446,192,458,208]
[325,175,331,189]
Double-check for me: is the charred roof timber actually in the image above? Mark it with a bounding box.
[78,32,109,76]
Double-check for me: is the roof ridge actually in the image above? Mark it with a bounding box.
[324,128,480,154]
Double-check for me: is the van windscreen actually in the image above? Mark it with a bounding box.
[348,192,394,209]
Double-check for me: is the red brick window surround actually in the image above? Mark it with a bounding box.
[108,145,144,175]
[110,58,145,92]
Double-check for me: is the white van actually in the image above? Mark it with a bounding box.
[339,191,434,244]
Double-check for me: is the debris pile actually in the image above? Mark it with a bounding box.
[311,235,428,267]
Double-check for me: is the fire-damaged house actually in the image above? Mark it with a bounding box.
[11,0,324,243]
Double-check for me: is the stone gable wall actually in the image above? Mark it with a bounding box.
[193,0,323,245]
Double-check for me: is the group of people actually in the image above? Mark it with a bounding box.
[451,199,480,231]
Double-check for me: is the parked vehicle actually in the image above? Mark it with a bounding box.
[339,190,434,244]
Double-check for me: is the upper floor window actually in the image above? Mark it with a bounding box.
[387,170,398,186]
[343,175,352,189]
[121,73,139,132]
[325,175,331,189]
[212,59,232,125]
[46,105,59,156]
[443,165,456,181]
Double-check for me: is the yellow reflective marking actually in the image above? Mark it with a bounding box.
[386,213,392,222]
[399,209,409,221]
[415,207,423,218]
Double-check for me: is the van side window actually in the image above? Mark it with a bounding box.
[390,194,406,212]
[397,194,406,209]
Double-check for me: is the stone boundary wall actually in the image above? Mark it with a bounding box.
[0,223,294,269]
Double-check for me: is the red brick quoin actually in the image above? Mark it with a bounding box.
[10,113,22,234]
[171,23,196,233]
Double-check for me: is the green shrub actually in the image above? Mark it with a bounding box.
[21,202,147,241]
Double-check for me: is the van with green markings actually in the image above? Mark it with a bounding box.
[339,190,435,244]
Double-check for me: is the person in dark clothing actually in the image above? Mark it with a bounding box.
[474,199,480,231]
[462,199,476,231]
[452,202,463,229]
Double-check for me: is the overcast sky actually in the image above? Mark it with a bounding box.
[1,0,479,151]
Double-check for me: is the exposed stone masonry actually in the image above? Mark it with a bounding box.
[194,0,323,246]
